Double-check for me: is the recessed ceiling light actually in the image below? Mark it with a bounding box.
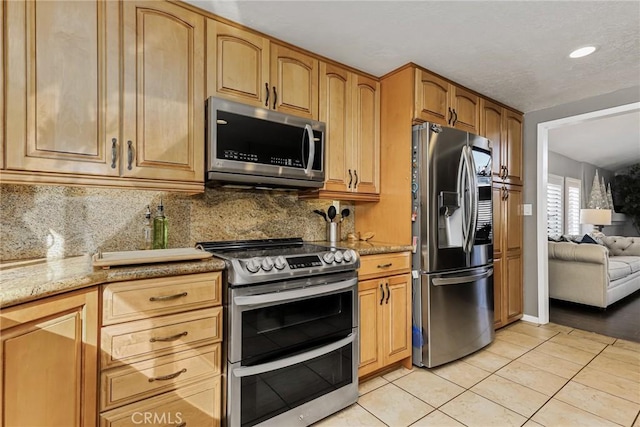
[569,46,597,58]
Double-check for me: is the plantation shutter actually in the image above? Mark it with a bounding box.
[547,174,564,237]
[565,177,582,235]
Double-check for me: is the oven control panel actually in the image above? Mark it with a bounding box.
[239,249,358,275]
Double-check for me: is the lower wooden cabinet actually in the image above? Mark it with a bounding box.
[0,289,99,427]
[493,184,523,328]
[100,378,220,427]
[99,272,223,425]
[358,252,412,378]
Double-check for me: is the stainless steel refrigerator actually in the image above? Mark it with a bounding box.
[411,123,495,368]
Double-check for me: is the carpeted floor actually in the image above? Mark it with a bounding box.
[549,290,640,343]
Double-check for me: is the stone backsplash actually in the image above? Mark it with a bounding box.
[0,184,354,261]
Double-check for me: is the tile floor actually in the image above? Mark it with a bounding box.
[315,321,640,427]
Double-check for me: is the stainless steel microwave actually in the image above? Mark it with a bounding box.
[206,97,326,188]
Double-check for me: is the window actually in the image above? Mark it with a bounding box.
[565,177,582,235]
[547,174,564,237]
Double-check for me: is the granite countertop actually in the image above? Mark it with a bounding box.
[0,255,226,309]
[313,240,414,256]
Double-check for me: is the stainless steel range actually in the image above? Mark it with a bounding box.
[197,238,360,427]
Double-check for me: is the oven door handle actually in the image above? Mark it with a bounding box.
[233,278,357,307]
[232,333,355,378]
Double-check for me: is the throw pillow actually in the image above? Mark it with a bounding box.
[580,234,599,245]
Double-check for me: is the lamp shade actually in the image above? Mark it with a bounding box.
[580,208,612,226]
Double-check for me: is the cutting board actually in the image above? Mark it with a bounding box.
[93,248,212,269]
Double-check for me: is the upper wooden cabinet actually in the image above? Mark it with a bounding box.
[3,0,205,191]
[415,68,479,134]
[121,1,205,183]
[5,0,120,178]
[207,21,270,108]
[480,99,523,185]
[314,63,379,201]
[0,289,98,427]
[207,22,319,119]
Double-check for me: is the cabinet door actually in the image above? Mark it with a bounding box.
[414,69,451,125]
[0,0,4,170]
[319,62,352,193]
[493,256,504,328]
[207,20,270,107]
[0,289,98,427]
[352,74,380,195]
[270,43,318,119]
[504,110,523,185]
[505,253,523,322]
[5,0,119,176]
[358,279,383,377]
[122,1,204,182]
[492,185,504,257]
[480,99,504,180]
[505,185,523,254]
[450,86,479,134]
[382,273,412,365]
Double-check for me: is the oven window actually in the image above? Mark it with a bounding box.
[242,291,353,365]
[241,343,353,427]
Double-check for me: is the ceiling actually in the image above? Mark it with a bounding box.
[187,0,640,171]
[548,108,640,172]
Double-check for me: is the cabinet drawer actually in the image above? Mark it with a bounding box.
[101,307,222,368]
[100,378,220,427]
[103,272,221,325]
[358,252,411,281]
[101,344,221,411]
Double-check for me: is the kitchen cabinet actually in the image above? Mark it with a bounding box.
[0,288,98,426]
[358,252,412,378]
[207,22,318,119]
[492,183,523,328]
[480,99,523,185]
[414,68,479,134]
[311,63,380,201]
[99,272,222,425]
[207,20,270,108]
[3,0,204,192]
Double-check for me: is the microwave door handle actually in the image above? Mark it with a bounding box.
[303,124,315,176]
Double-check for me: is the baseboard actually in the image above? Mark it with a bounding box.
[521,314,542,324]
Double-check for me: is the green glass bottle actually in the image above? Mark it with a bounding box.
[153,199,168,249]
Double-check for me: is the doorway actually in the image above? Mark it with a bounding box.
[535,102,640,325]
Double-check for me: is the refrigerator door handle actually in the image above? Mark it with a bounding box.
[432,268,493,286]
[457,149,470,251]
[465,146,479,253]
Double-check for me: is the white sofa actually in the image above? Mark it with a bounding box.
[548,236,640,308]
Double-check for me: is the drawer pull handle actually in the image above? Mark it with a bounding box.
[148,368,187,382]
[150,331,188,343]
[377,263,393,268]
[149,292,188,302]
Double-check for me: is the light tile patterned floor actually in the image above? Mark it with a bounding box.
[314,322,640,427]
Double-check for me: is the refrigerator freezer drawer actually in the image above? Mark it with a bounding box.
[412,266,494,368]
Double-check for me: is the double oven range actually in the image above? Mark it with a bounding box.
[198,238,360,426]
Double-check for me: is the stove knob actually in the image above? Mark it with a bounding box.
[246,258,260,273]
[274,256,287,270]
[322,252,335,264]
[343,250,354,263]
[334,251,344,263]
[261,257,275,272]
